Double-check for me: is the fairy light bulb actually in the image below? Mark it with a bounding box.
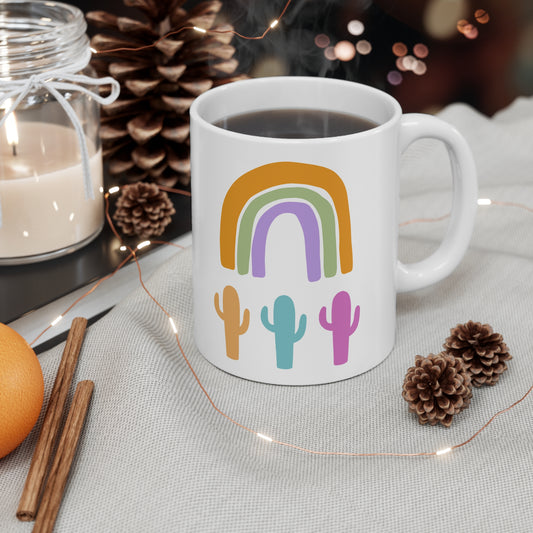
[50,315,63,327]
[478,198,492,205]
[137,240,151,250]
[169,317,178,334]
[108,186,120,194]
[270,19,279,28]
[436,447,452,456]
[193,26,207,33]
[257,433,273,442]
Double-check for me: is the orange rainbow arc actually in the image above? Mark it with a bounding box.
[219,162,353,276]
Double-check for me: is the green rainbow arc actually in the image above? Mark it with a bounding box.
[236,187,337,277]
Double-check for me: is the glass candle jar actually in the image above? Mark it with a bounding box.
[0,0,118,265]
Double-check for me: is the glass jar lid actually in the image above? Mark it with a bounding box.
[0,0,89,80]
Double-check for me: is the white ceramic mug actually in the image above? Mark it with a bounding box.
[190,76,477,385]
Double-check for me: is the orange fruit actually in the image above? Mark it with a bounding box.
[0,323,44,459]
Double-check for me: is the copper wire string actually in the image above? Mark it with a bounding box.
[490,199,533,214]
[29,251,135,346]
[399,213,450,227]
[105,189,260,437]
[450,383,533,452]
[26,183,532,459]
[156,185,191,197]
[28,186,191,346]
[92,0,293,55]
[400,199,533,228]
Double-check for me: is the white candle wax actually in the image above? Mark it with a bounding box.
[0,121,104,260]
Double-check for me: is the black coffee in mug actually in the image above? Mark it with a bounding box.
[213,108,378,139]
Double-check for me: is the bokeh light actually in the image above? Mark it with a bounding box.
[424,0,468,39]
[387,71,403,86]
[355,40,372,55]
[324,46,337,61]
[464,25,479,39]
[413,60,427,75]
[334,40,356,61]
[413,43,429,58]
[395,52,427,76]
[457,19,469,34]
[392,42,408,57]
[396,57,408,72]
[475,9,490,24]
[347,20,365,36]
[314,33,330,48]
[402,55,417,70]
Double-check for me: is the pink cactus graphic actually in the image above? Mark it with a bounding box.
[319,291,360,365]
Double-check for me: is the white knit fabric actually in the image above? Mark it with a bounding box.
[1,99,532,532]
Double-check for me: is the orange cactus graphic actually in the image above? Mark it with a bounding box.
[214,285,250,360]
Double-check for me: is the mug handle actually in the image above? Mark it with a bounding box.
[396,113,478,293]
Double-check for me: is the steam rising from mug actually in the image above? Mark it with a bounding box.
[226,0,371,79]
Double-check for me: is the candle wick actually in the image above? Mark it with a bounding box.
[12,144,17,156]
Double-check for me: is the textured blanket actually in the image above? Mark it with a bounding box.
[1,98,532,532]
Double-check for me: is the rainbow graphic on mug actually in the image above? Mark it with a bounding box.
[215,161,360,369]
[219,161,353,281]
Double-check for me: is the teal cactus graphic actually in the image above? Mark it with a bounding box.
[319,291,360,365]
[261,295,307,369]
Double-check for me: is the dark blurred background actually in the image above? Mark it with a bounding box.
[3,0,531,325]
[76,0,533,116]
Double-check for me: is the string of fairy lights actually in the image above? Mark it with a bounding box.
[27,0,532,459]
[90,0,496,89]
[28,186,533,459]
[90,0,292,55]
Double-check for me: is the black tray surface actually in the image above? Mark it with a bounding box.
[0,195,191,324]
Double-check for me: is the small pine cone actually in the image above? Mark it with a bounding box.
[402,353,472,427]
[443,321,512,387]
[113,182,175,239]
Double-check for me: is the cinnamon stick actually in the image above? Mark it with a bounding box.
[17,317,88,521]
[32,380,94,533]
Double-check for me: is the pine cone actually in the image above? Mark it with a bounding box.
[87,0,247,189]
[402,353,472,427]
[113,182,176,239]
[443,321,512,387]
